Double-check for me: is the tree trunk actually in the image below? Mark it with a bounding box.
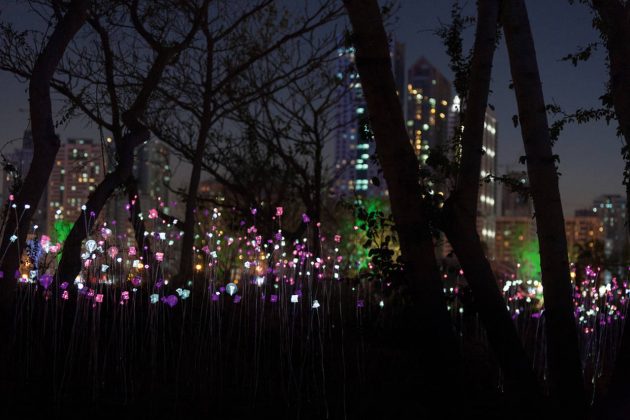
[53,5,207,282]
[502,0,586,414]
[0,0,89,398]
[589,2,630,417]
[126,177,154,263]
[344,0,461,414]
[0,0,88,292]
[311,134,323,254]
[441,0,542,406]
[177,136,205,287]
[56,129,150,282]
[175,32,213,288]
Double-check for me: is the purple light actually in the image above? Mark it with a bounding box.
[39,274,53,289]
[162,294,178,307]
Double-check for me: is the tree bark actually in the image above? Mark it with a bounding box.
[344,0,461,414]
[441,0,542,406]
[589,2,630,417]
[502,0,586,414]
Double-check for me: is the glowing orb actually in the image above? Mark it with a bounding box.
[226,282,238,296]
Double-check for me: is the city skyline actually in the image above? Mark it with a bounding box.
[392,0,623,216]
[0,1,623,217]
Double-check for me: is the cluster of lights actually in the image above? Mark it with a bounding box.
[9,202,392,316]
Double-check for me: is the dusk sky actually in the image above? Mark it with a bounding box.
[0,0,623,215]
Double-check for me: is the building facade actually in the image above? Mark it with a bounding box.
[47,138,103,232]
[476,109,498,257]
[565,214,603,260]
[333,41,405,198]
[136,139,171,209]
[590,194,627,260]
[406,56,451,164]
[495,216,536,266]
[445,100,499,258]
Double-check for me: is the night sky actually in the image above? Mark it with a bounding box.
[393,0,623,214]
[0,0,623,215]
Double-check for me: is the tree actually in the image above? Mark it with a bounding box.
[226,69,345,249]
[54,0,209,283]
[0,0,89,397]
[343,0,461,414]
[569,1,630,416]
[0,0,89,305]
[438,0,542,405]
[0,0,211,283]
[147,0,342,285]
[502,0,586,414]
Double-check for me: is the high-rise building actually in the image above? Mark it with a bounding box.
[590,194,627,259]
[47,138,103,232]
[135,139,171,208]
[495,216,536,266]
[565,213,603,259]
[333,40,405,198]
[406,56,451,163]
[445,100,498,257]
[476,109,498,256]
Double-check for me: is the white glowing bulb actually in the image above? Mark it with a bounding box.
[85,239,97,252]
[226,282,238,296]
